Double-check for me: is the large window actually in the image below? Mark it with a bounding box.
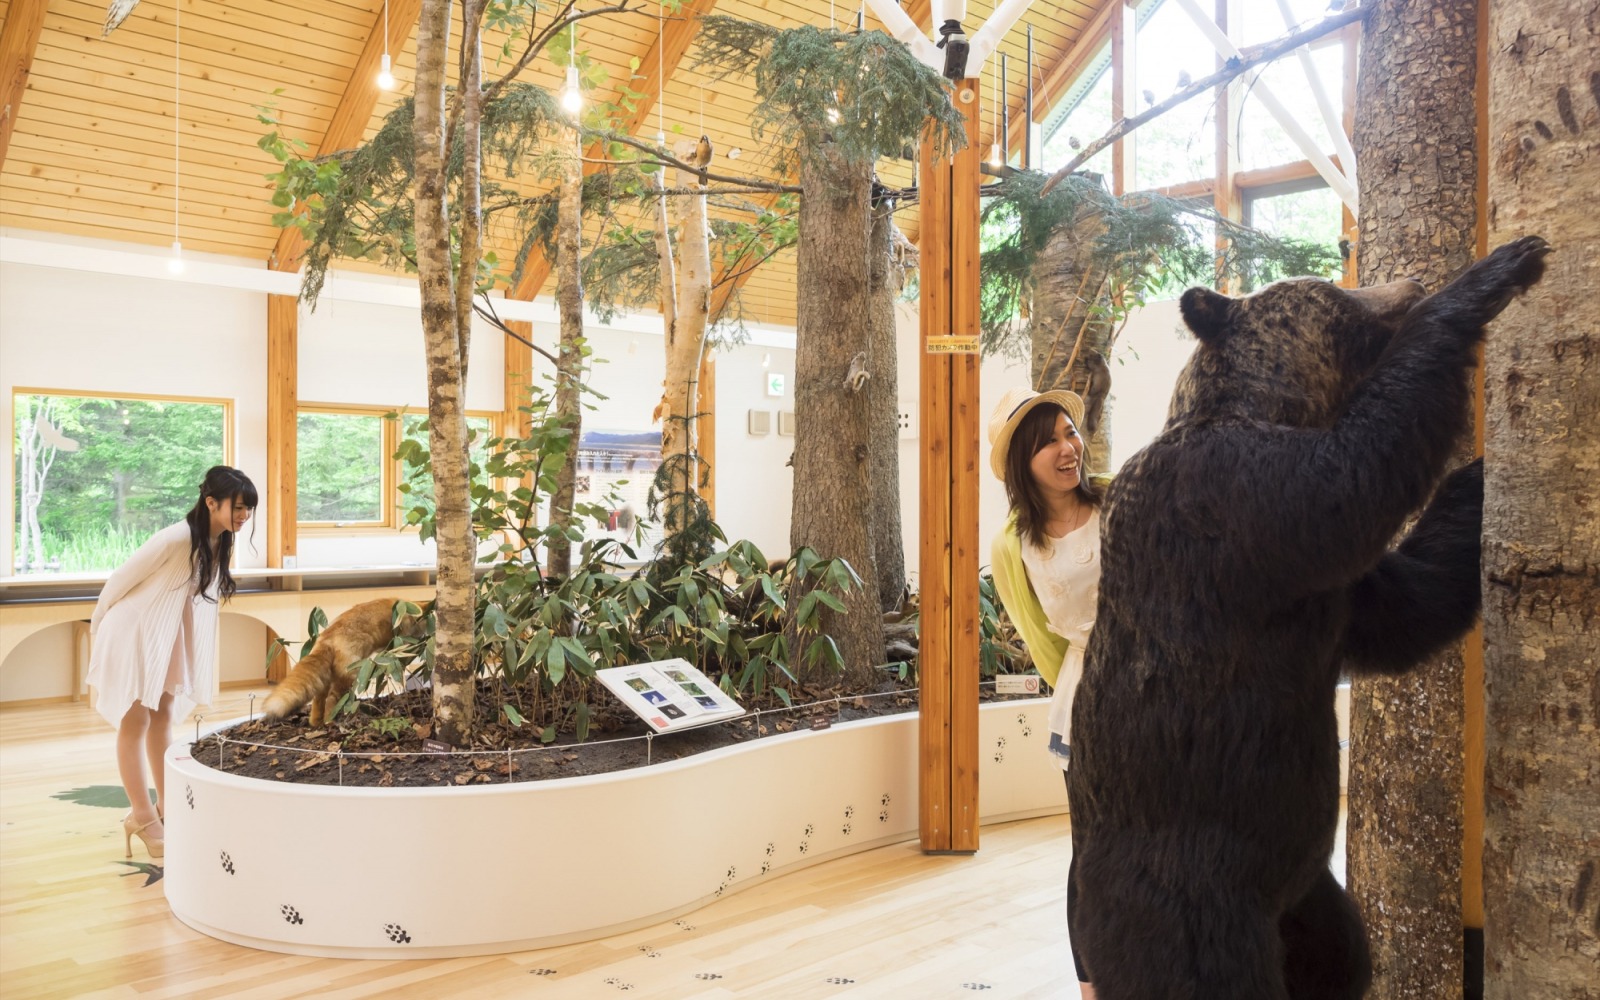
[12,390,231,574]
[297,408,389,526]
[1042,44,1113,179]
[1237,42,1347,171]
[1133,0,1215,190]
[296,404,498,529]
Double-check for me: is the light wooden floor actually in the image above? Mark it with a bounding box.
[0,688,1092,999]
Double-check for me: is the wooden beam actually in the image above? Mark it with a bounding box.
[510,0,721,301]
[0,0,50,171]
[919,78,982,855]
[266,294,299,569]
[1108,0,1136,195]
[267,0,423,273]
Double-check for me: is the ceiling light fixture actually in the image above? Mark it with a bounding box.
[561,12,583,113]
[376,0,396,90]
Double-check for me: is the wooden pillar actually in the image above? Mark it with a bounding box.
[1109,0,1138,196]
[266,294,298,568]
[1213,0,1242,290]
[504,320,535,439]
[696,351,717,518]
[70,621,91,702]
[918,78,982,855]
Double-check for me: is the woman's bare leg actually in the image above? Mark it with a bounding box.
[144,693,175,821]
[116,703,158,828]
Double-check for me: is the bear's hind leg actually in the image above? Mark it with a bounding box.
[1280,869,1372,1000]
[1076,847,1288,1000]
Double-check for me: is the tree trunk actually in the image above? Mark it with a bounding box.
[1483,4,1600,995]
[1029,214,1113,473]
[1345,3,1479,998]
[413,0,476,745]
[867,193,905,612]
[655,144,713,563]
[789,143,882,687]
[548,121,585,579]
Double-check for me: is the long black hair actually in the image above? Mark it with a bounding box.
[1004,403,1103,550]
[184,466,258,603]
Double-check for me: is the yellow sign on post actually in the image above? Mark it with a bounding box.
[925,334,981,354]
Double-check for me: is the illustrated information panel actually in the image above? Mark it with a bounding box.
[596,658,746,734]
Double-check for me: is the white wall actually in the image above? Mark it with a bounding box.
[1,252,271,569]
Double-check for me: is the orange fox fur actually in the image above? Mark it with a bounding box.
[262,598,414,725]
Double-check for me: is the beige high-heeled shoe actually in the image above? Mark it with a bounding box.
[122,814,164,860]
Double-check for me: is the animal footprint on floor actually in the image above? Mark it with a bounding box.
[603,977,635,991]
[637,945,660,958]
[528,969,557,976]
[674,919,696,931]
[694,972,724,980]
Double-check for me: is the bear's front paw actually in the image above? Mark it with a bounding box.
[1465,236,1551,320]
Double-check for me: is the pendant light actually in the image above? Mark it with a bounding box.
[376,0,396,90]
[561,11,583,113]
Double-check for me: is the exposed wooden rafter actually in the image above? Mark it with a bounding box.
[0,0,51,170]
[267,0,423,272]
[509,0,721,301]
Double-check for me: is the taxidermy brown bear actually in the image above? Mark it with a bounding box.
[1067,236,1550,999]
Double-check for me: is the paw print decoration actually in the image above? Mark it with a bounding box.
[219,851,235,875]
[383,922,411,944]
[280,904,303,925]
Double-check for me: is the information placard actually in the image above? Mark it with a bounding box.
[596,658,746,733]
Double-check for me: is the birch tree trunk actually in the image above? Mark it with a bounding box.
[1030,215,1113,472]
[1483,3,1600,995]
[867,194,905,612]
[789,143,882,687]
[654,145,712,562]
[413,0,477,745]
[1346,4,1479,998]
[547,121,585,579]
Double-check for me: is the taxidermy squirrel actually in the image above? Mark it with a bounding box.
[262,598,422,725]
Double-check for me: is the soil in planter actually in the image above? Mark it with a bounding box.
[189,683,1043,788]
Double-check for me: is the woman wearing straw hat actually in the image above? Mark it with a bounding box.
[988,385,1109,997]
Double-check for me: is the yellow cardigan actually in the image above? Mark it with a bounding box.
[989,479,1110,688]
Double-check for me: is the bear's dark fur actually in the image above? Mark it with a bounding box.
[1067,236,1550,999]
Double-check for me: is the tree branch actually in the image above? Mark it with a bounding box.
[584,128,802,192]
[1039,5,1368,195]
[482,2,638,107]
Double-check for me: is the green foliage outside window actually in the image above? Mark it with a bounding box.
[297,411,384,523]
[13,393,227,573]
[395,413,495,525]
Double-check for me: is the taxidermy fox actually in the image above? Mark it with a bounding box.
[262,599,420,725]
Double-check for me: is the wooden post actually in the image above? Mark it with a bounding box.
[918,78,982,855]
[265,294,298,569]
[1109,0,1138,196]
[1214,0,1242,290]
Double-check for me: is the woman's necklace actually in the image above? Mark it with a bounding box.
[1044,499,1091,538]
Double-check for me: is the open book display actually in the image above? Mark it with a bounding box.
[596,658,746,733]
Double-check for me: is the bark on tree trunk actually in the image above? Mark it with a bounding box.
[1029,214,1113,473]
[1483,3,1600,995]
[548,122,585,579]
[789,143,882,687]
[655,145,712,561]
[1346,3,1479,997]
[413,0,476,745]
[867,193,905,613]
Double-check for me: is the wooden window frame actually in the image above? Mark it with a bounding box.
[294,402,398,533]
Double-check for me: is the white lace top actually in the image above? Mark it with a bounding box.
[1018,510,1101,768]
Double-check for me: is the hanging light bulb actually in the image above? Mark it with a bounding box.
[561,64,583,113]
[376,0,394,89]
[989,142,1003,167]
[167,239,185,275]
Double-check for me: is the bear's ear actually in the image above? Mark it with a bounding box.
[1180,286,1232,345]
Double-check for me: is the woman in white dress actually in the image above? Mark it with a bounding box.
[987,387,1107,998]
[87,466,256,859]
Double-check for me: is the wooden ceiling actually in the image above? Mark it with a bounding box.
[0,0,1111,327]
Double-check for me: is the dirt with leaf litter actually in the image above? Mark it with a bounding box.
[191,684,1041,788]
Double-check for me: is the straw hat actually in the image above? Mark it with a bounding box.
[987,386,1086,482]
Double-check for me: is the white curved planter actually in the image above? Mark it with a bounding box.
[165,700,1067,958]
